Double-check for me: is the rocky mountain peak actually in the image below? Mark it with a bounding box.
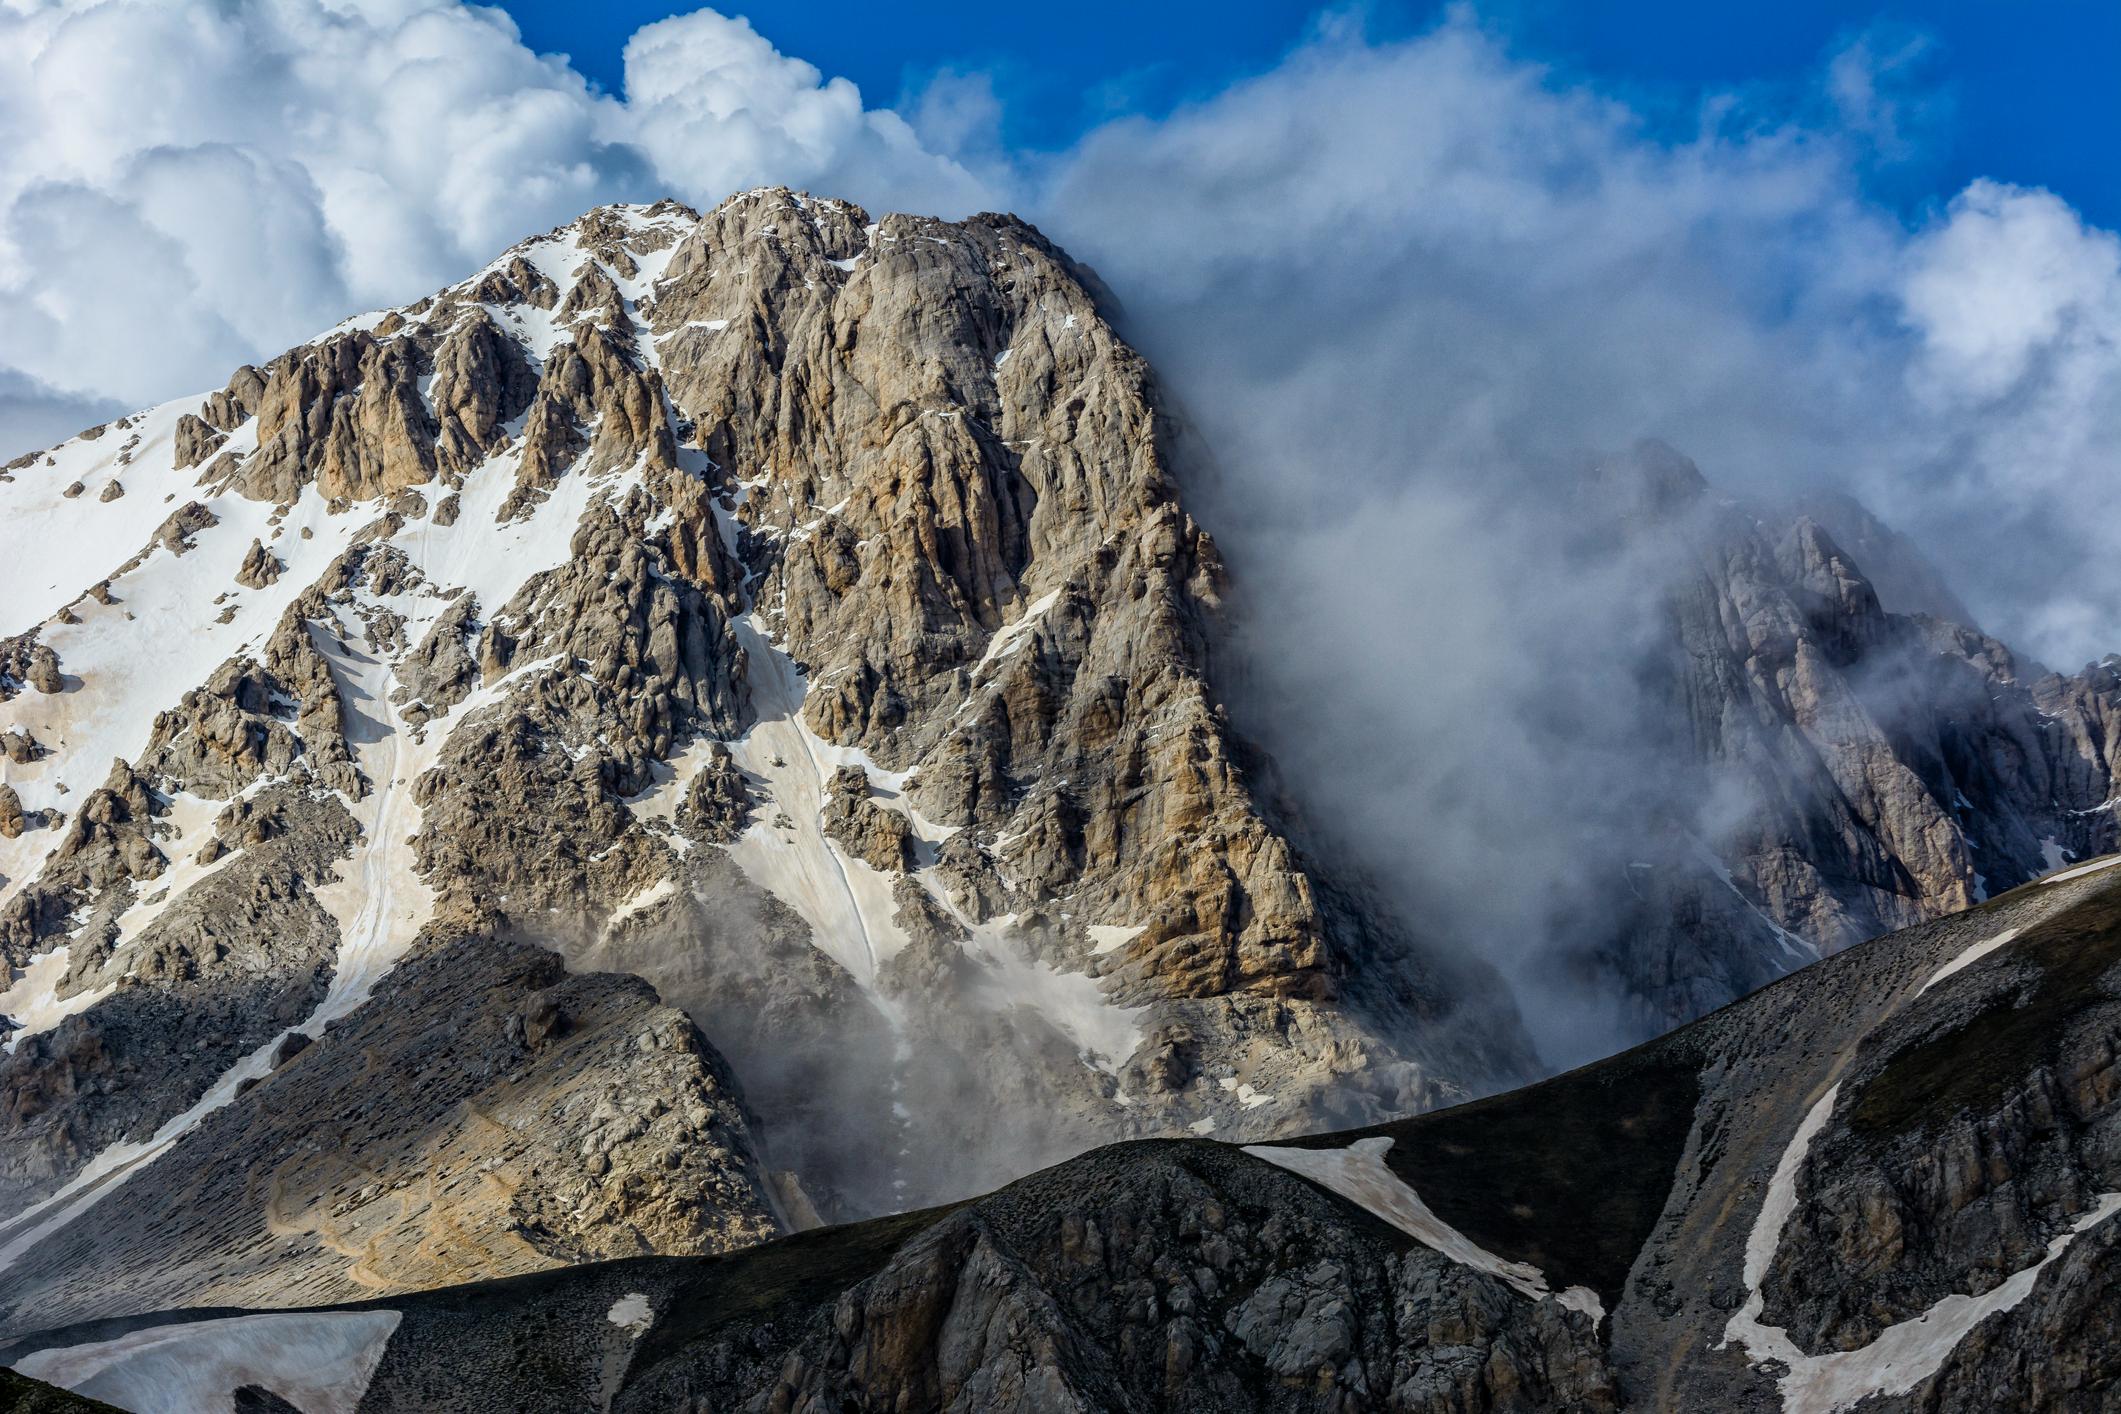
[1593,436,1710,518]
[0,187,1521,1333]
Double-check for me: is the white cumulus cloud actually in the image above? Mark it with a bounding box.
[0,0,985,450]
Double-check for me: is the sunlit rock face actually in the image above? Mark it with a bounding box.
[1577,447,2121,1031]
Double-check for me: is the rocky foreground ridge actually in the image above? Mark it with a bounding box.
[0,188,2115,1340]
[9,850,2121,1411]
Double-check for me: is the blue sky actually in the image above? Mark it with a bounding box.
[498,0,2121,228]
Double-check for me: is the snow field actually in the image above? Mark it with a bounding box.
[1244,1136,1604,1321]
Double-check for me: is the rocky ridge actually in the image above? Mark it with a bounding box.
[9,854,2119,1412]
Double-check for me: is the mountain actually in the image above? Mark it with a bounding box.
[0,190,1521,1334]
[7,849,2117,1411]
[0,1368,112,1414]
[0,188,2115,1356]
[1578,446,2121,1029]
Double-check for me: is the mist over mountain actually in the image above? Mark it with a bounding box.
[9,9,2121,1066]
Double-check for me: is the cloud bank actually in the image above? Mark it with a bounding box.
[1029,15,2121,1052]
[1042,19,2121,670]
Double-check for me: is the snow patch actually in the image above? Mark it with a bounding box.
[0,396,212,636]
[1917,926,2022,997]
[608,877,678,927]
[973,590,1061,673]
[15,1309,401,1414]
[606,1292,654,1337]
[0,469,340,825]
[1245,1136,1604,1322]
[2042,854,2121,886]
[301,621,441,1035]
[0,231,678,1272]
[1723,1080,2121,1412]
[902,859,1145,1074]
[0,947,112,1055]
[1087,923,1144,956]
[722,609,911,988]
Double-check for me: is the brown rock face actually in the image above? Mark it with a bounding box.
[821,764,914,873]
[506,322,674,518]
[199,365,265,432]
[676,741,751,843]
[240,331,439,504]
[27,645,61,695]
[151,501,217,556]
[234,538,282,589]
[172,413,224,470]
[0,929,779,1331]
[1,636,64,699]
[647,193,1341,1007]
[464,253,557,309]
[427,309,536,476]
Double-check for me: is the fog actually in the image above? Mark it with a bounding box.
[1017,15,2121,1059]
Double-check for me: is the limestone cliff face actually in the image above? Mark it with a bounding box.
[650,202,1334,1005]
[0,190,1520,1331]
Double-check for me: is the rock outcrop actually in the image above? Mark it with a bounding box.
[0,926,779,1330]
